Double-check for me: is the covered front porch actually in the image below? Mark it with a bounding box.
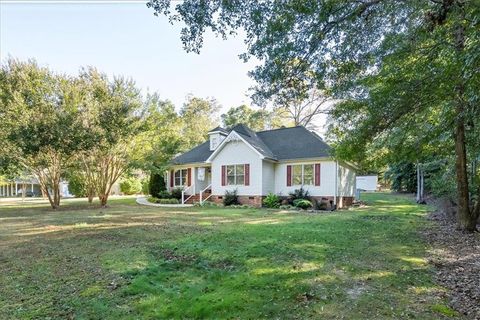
[0,179,42,197]
[167,165,212,204]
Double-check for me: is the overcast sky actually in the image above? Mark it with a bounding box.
[0,1,259,111]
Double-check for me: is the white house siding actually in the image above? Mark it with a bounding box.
[194,166,211,192]
[338,163,356,197]
[274,160,337,197]
[211,140,263,196]
[262,161,275,195]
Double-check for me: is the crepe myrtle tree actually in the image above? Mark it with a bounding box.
[148,0,480,231]
[77,68,145,207]
[0,59,88,209]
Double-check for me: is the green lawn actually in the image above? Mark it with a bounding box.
[0,194,455,319]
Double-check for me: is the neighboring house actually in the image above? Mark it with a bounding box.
[356,175,378,192]
[0,178,72,198]
[168,124,356,208]
[0,178,123,198]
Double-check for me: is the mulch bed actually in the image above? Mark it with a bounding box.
[423,210,480,319]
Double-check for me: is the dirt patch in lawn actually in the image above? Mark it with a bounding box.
[423,210,480,319]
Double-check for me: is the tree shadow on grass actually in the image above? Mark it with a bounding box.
[0,194,450,319]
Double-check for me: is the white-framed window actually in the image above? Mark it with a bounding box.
[210,137,218,150]
[292,164,314,186]
[174,169,188,187]
[226,164,245,185]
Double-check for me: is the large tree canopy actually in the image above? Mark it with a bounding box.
[148,0,480,231]
[0,59,88,208]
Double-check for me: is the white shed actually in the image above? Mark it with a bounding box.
[356,175,378,191]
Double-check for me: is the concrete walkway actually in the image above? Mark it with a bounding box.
[136,196,193,208]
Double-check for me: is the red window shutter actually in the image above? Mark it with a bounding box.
[244,164,250,186]
[221,165,226,186]
[170,170,174,188]
[187,168,192,186]
[315,163,321,186]
[286,165,292,186]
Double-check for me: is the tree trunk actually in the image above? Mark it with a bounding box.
[453,90,476,231]
[88,192,94,204]
[21,182,26,203]
[99,194,108,207]
[416,163,420,202]
[453,21,477,231]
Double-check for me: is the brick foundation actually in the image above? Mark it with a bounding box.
[209,195,354,209]
[211,195,264,207]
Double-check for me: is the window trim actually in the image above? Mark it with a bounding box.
[174,169,188,187]
[291,164,315,186]
[225,164,246,186]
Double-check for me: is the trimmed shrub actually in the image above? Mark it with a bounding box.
[193,201,220,208]
[288,187,310,204]
[157,190,172,199]
[224,189,240,206]
[157,198,179,204]
[293,199,312,209]
[147,197,179,204]
[263,193,281,208]
[149,173,166,197]
[170,187,183,200]
[120,177,142,195]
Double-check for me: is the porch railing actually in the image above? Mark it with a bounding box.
[199,184,212,204]
[181,184,195,205]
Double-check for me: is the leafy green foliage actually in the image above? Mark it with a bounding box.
[67,173,88,197]
[223,189,240,206]
[262,193,280,208]
[293,199,312,209]
[119,177,142,195]
[0,59,91,208]
[385,162,417,193]
[170,188,183,201]
[148,173,166,197]
[222,105,281,131]
[288,187,310,203]
[180,95,220,149]
[148,197,180,204]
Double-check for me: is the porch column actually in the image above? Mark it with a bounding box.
[193,167,196,195]
[15,182,18,196]
[10,183,13,197]
[31,183,34,192]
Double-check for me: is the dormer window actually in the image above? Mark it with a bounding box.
[208,127,228,151]
[210,137,218,150]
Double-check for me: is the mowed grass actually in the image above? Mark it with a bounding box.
[0,193,453,319]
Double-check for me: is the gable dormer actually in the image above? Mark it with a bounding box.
[208,126,228,151]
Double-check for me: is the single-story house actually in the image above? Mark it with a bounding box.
[0,178,71,198]
[168,124,356,208]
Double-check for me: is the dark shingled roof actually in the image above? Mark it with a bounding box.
[171,125,331,164]
[171,141,213,165]
[208,126,228,134]
[256,126,331,160]
[230,124,276,160]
